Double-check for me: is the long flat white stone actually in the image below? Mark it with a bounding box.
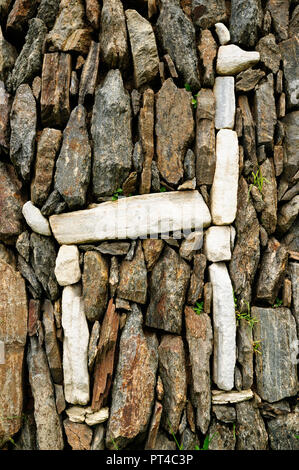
[62,284,90,405]
[217,45,260,75]
[209,262,236,391]
[212,389,253,405]
[211,129,239,225]
[214,76,235,129]
[49,191,211,245]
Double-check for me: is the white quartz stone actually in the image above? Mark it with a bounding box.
[230,226,236,251]
[22,201,51,236]
[216,44,260,75]
[214,76,235,129]
[212,389,253,405]
[209,262,236,391]
[85,407,109,426]
[215,23,230,45]
[49,191,211,245]
[204,226,231,262]
[211,129,239,225]
[55,245,81,286]
[66,406,86,423]
[62,284,90,405]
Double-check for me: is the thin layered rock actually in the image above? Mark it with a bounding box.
[197,29,217,87]
[82,251,109,322]
[252,307,298,403]
[260,158,277,234]
[282,111,299,182]
[42,300,63,384]
[0,27,17,83]
[209,263,236,391]
[139,89,155,194]
[106,304,158,449]
[195,89,216,185]
[91,69,132,198]
[0,81,11,154]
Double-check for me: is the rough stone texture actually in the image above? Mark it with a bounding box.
[290,262,299,332]
[8,18,47,93]
[17,254,43,299]
[0,27,17,84]
[156,79,194,185]
[46,0,85,52]
[208,419,236,450]
[91,424,105,450]
[256,34,281,74]
[260,158,278,234]
[92,300,119,411]
[0,162,24,244]
[42,300,63,384]
[266,0,289,42]
[236,320,254,389]
[30,233,59,301]
[145,401,163,450]
[217,45,260,75]
[100,0,129,71]
[192,0,226,29]
[142,239,164,271]
[209,263,236,391]
[159,334,187,435]
[0,259,27,447]
[254,74,277,147]
[31,129,62,207]
[204,226,231,262]
[238,95,258,170]
[187,253,206,305]
[213,406,236,423]
[229,0,263,47]
[10,84,36,182]
[54,105,91,209]
[229,177,260,310]
[62,284,90,405]
[185,307,213,434]
[236,400,268,450]
[195,89,216,185]
[277,195,299,234]
[267,410,299,450]
[236,68,265,92]
[280,36,299,109]
[197,29,217,87]
[55,245,81,287]
[117,241,147,304]
[27,336,64,450]
[282,111,299,182]
[6,0,39,34]
[157,1,200,91]
[40,53,71,128]
[63,419,92,450]
[146,246,190,334]
[289,5,299,38]
[126,10,159,89]
[37,0,60,29]
[91,69,132,198]
[214,77,235,130]
[252,307,298,402]
[78,41,100,105]
[0,81,11,154]
[211,129,239,225]
[256,238,288,304]
[215,22,230,45]
[82,251,108,322]
[139,89,155,194]
[106,304,158,449]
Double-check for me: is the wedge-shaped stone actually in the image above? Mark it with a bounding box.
[156,79,194,185]
[217,45,260,75]
[198,29,217,87]
[46,0,85,51]
[204,226,231,262]
[62,284,90,405]
[106,304,158,449]
[209,263,236,391]
[78,41,100,105]
[42,300,63,384]
[252,307,298,403]
[50,191,211,245]
[146,246,191,334]
[125,9,159,89]
[214,77,235,130]
[212,390,253,405]
[91,69,132,198]
[211,130,239,225]
[100,0,129,70]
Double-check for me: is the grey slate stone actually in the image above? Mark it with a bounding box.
[230,0,263,47]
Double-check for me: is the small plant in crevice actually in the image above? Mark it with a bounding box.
[234,292,257,329]
[112,188,123,201]
[248,168,270,198]
[159,185,167,192]
[273,297,283,308]
[168,420,183,450]
[111,437,119,450]
[194,432,218,451]
[194,301,204,316]
[184,83,198,109]
[252,340,262,354]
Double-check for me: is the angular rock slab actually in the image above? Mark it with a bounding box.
[125,9,159,89]
[62,284,90,405]
[252,307,298,403]
[267,409,299,450]
[254,74,277,147]
[156,79,194,185]
[192,0,227,29]
[236,400,268,450]
[50,191,211,245]
[0,259,27,446]
[46,0,85,51]
[117,241,147,304]
[216,45,260,75]
[280,36,299,109]
[0,162,24,244]
[82,251,108,322]
[91,69,132,198]
[211,130,239,225]
[209,263,236,391]
[282,111,299,182]
[229,0,263,47]
[146,246,191,334]
[106,304,158,449]
[214,77,235,130]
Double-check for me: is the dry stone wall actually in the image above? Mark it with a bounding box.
[0,0,298,451]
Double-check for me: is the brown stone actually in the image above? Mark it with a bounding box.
[156,79,194,185]
[78,41,100,105]
[0,162,24,245]
[146,246,191,334]
[82,251,109,322]
[91,300,119,411]
[256,34,281,74]
[289,5,299,38]
[266,0,289,42]
[63,419,92,450]
[260,158,277,234]
[238,95,258,171]
[280,36,299,109]
[145,401,163,450]
[122,172,137,196]
[282,278,292,308]
[198,29,217,87]
[237,320,253,390]
[208,419,236,450]
[0,82,11,154]
[28,299,41,337]
[195,89,216,185]
[106,304,158,449]
[204,282,212,314]
[117,241,147,304]
[85,0,100,29]
[42,300,63,384]
[62,28,92,55]
[254,74,277,148]
[6,0,39,34]
[187,254,206,305]
[41,53,71,128]
[100,0,129,70]
[163,54,178,79]
[274,145,284,176]
[139,89,155,194]
[185,307,213,434]
[192,0,227,29]
[0,259,27,447]
[142,239,164,271]
[31,129,62,207]
[236,68,265,92]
